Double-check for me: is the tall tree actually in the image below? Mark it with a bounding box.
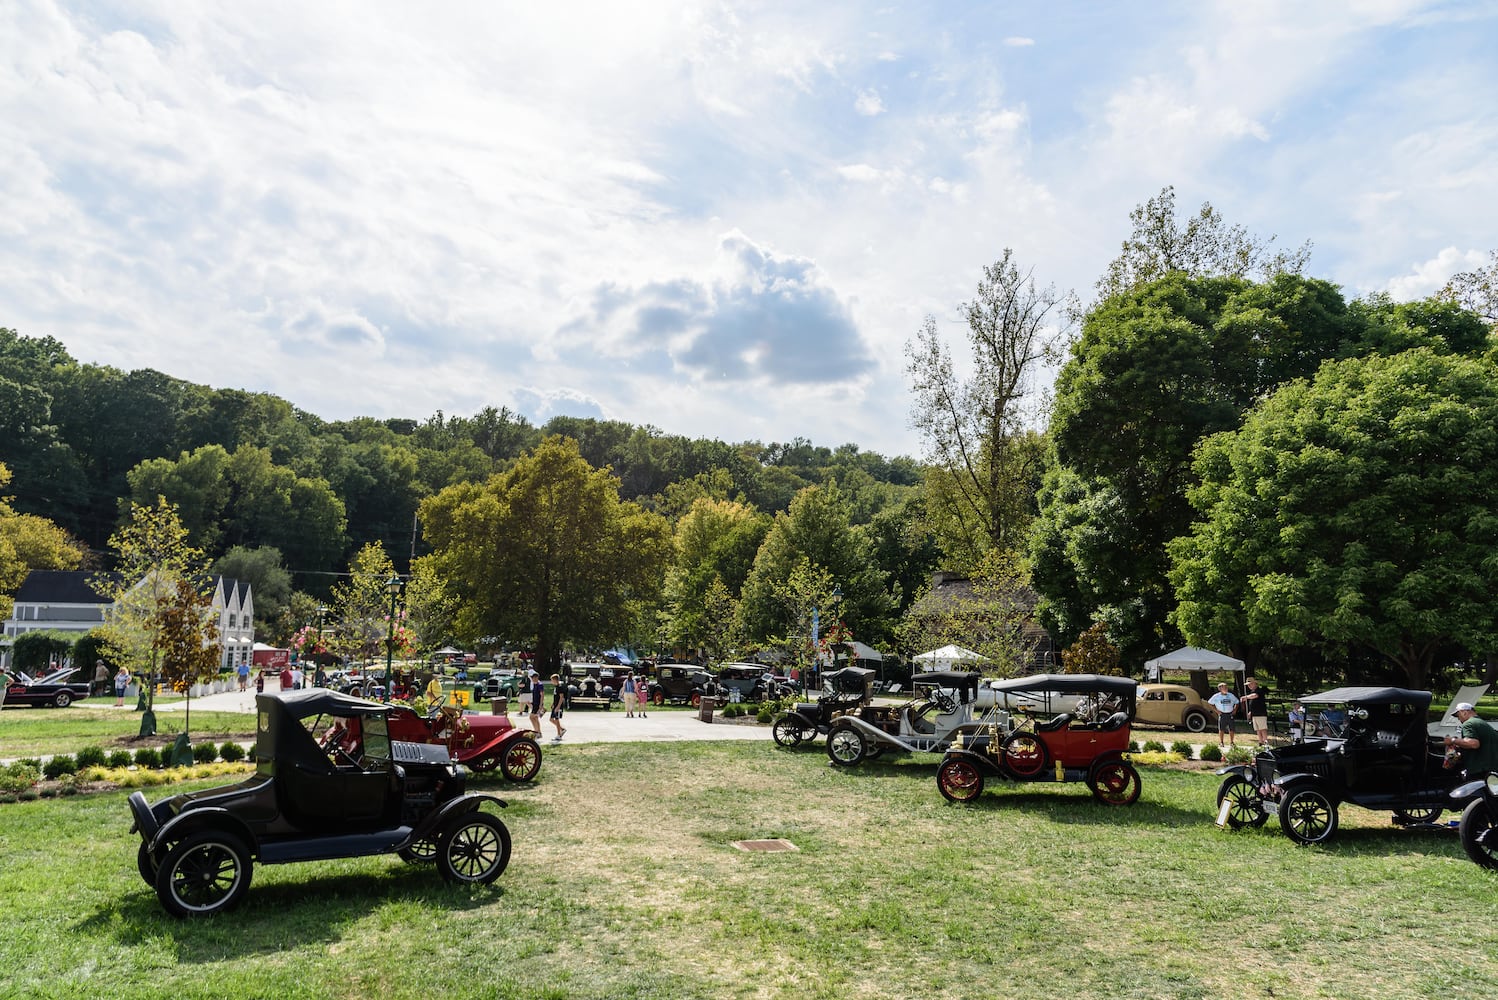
[0,461,86,622]
[1440,249,1498,326]
[906,250,1069,571]
[661,497,770,655]
[327,543,409,667]
[92,496,215,734]
[1096,185,1311,301]
[1169,349,1498,690]
[418,436,673,671]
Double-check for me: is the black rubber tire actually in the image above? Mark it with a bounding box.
[501,739,542,782]
[1279,787,1338,845]
[1392,806,1442,825]
[651,690,664,706]
[1002,732,1049,779]
[1459,798,1498,871]
[1216,777,1270,829]
[937,758,984,803]
[772,716,806,748]
[54,690,73,708]
[1183,711,1208,733]
[437,813,512,885]
[155,831,253,918]
[1088,761,1142,806]
[827,725,866,767]
[136,842,162,886]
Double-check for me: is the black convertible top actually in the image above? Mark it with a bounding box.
[987,673,1139,696]
[911,671,982,696]
[1299,686,1432,709]
[263,688,391,719]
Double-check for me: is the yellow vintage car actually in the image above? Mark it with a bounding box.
[1134,683,1213,733]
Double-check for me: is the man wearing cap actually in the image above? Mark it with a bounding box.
[527,671,545,736]
[1444,703,1498,776]
[1208,682,1240,748]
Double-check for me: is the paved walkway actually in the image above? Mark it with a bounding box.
[114,681,772,746]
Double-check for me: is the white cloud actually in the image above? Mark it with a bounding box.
[854,88,886,116]
[1384,247,1486,301]
[1004,36,1035,47]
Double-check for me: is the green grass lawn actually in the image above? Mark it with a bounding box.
[0,707,256,758]
[1,739,1495,999]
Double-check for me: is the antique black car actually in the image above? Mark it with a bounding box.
[1215,686,1473,844]
[2,666,91,708]
[647,663,718,707]
[938,674,1141,806]
[772,666,875,747]
[565,673,619,709]
[1452,771,1498,871]
[127,689,511,917]
[716,662,791,703]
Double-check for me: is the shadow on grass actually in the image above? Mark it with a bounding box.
[78,863,504,960]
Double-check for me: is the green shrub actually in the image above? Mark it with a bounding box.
[193,742,219,763]
[134,747,161,769]
[43,755,77,780]
[57,774,80,796]
[219,742,246,763]
[16,758,42,771]
[1199,743,1224,762]
[108,750,134,768]
[0,762,41,794]
[1128,740,1141,753]
[1225,745,1255,764]
[1142,739,1167,753]
[756,706,774,724]
[1170,740,1195,757]
[18,788,40,801]
[75,746,107,768]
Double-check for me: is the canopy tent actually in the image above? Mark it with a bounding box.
[912,644,988,672]
[844,641,883,662]
[1143,646,1244,679]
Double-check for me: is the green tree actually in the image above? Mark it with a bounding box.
[893,549,1041,677]
[327,543,407,666]
[661,497,770,655]
[92,496,215,734]
[1060,622,1122,675]
[1169,349,1498,689]
[737,482,893,645]
[1096,185,1311,301]
[0,462,86,622]
[906,250,1068,571]
[419,436,673,672]
[1440,249,1498,326]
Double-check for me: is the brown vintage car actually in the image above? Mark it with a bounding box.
[1134,683,1213,733]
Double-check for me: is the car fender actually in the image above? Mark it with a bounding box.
[1087,748,1129,772]
[1275,772,1335,801]
[408,792,508,845]
[1215,764,1256,782]
[148,806,257,854]
[829,715,908,750]
[941,747,1004,776]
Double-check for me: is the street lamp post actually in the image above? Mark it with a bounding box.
[384,575,405,703]
[315,604,328,688]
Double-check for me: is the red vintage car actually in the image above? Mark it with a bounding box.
[936,674,1141,806]
[327,705,542,782]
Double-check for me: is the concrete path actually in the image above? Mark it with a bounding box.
[125,680,773,746]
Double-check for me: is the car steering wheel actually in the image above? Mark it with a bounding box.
[930,690,958,714]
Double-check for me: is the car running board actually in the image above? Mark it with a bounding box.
[258,827,415,864]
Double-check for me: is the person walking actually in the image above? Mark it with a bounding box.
[1242,677,1269,746]
[622,672,638,717]
[113,665,130,707]
[548,672,567,742]
[236,660,250,692]
[1208,682,1240,748]
[527,670,544,736]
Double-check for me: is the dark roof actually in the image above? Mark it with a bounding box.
[1300,686,1432,709]
[12,571,118,605]
[987,673,1139,696]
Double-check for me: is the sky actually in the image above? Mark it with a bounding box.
[2,1,1496,460]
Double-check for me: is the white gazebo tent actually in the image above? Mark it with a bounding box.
[913,644,988,672]
[1143,646,1245,693]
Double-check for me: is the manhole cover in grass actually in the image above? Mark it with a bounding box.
[732,838,799,853]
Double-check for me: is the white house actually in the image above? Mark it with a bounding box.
[1,570,254,671]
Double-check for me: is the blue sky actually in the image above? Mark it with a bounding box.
[2,1,1495,459]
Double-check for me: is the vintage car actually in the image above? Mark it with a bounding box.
[825,671,1002,767]
[1215,685,1474,844]
[647,663,718,707]
[471,670,522,701]
[2,666,91,708]
[716,662,791,702]
[1452,771,1498,870]
[1134,683,1214,733]
[381,704,542,781]
[937,674,1141,805]
[772,666,875,747]
[565,673,619,709]
[127,689,512,917]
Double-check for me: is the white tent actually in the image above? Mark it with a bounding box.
[1143,646,1244,681]
[913,644,987,672]
[846,641,883,662]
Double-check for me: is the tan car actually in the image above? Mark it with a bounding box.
[1134,683,1213,732]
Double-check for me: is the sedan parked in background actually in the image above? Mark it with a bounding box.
[2,666,91,708]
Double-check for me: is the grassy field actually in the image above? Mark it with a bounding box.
[0,706,256,758]
[1,733,1496,1000]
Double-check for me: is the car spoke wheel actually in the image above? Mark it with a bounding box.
[651,690,664,706]
[1089,761,1142,805]
[772,716,806,748]
[1459,799,1498,871]
[501,738,542,782]
[827,726,866,767]
[438,813,512,885]
[1216,777,1269,828]
[397,838,438,864]
[937,758,984,803]
[690,692,702,708]
[155,831,252,918]
[1001,732,1048,779]
[1278,787,1338,845]
[1183,711,1207,733]
[1392,806,1442,825]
